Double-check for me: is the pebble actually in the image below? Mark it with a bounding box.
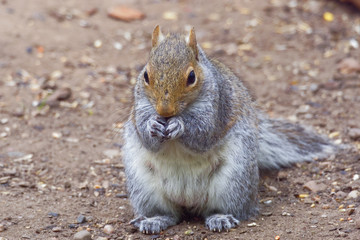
[346,190,359,199]
[247,222,257,227]
[115,193,128,198]
[103,224,114,234]
[96,237,108,240]
[335,191,347,200]
[48,212,59,218]
[52,132,62,139]
[46,87,72,107]
[0,118,8,124]
[277,171,288,180]
[77,215,87,224]
[103,149,121,159]
[353,174,359,181]
[113,42,123,50]
[107,6,145,22]
[309,83,319,93]
[52,226,62,232]
[260,211,273,216]
[337,57,360,75]
[50,70,63,80]
[94,40,102,48]
[13,154,33,162]
[303,180,327,193]
[162,11,178,20]
[355,218,360,229]
[18,181,31,187]
[69,224,77,229]
[0,176,10,184]
[0,224,7,232]
[349,128,360,140]
[73,230,92,240]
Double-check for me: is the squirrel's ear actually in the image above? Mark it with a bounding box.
[186,27,198,60]
[152,25,164,48]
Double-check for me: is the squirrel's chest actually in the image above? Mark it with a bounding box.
[148,141,221,208]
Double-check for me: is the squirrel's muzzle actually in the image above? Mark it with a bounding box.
[156,102,176,117]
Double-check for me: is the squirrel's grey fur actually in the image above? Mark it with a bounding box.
[122,32,335,234]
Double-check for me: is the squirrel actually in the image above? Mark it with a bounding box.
[122,26,335,234]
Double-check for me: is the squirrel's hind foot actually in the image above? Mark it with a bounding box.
[205,214,240,232]
[130,215,177,234]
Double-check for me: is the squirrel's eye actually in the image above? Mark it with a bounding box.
[187,70,196,86]
[144,71,149,85]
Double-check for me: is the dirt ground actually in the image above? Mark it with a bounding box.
[1,0,360,239]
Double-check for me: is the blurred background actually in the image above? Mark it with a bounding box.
[0,0,360,239]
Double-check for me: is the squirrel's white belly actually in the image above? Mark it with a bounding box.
[140,140,223,208]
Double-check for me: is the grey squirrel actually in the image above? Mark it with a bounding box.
[122,26,335,234]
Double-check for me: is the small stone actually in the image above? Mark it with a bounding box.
[46,87,72,107]
[107,6,145,22]
[347,190,359,199]
[162,11,178,20]
[64,182,71,189]
[337,58,360,75]
[18,181,31,187]
[73,230,92,240]
[52,132,62,139]
[115,193,128,198]
[103,224,114,234]
[247,222,257,227]
[349,128,360,141]
[103,149,121,159]
[113,42,123,50]
[184,229,194,235]
[303,180,327,193]
[323,12,334,22]
[277,171,288,180]
[309,83,319,93]
[329,131,340,139]
[12,107,24,117]
[260,211,273,216]
[349,38,359,49]
[0,176,11,184]
[13,154,33,162]
[335,191,347,200]
[69,224,77,229]
[48,212,60,218]
[77,215,87,224]
[0,223,7,232]
[50,70,63,80]
[0,118,8,124]
[96,237,108,240]
[52,226,62,232]
[93,40,102,48]
[348,208,355,216]
[353,174,359,181]
[355,218,360,229]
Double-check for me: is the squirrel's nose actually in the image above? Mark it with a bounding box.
[156,102,176,117]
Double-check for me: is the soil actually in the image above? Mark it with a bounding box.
[1,0,360,239]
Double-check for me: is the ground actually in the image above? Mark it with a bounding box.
[1,0,360,239]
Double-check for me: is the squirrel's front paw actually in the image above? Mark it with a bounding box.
[205,214,239,232]
[165,117,184,140]
[146,116,167,139]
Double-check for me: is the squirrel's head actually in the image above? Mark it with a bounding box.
[141,25,203,118]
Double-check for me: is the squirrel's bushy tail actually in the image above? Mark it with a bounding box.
[257,116,335,171]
